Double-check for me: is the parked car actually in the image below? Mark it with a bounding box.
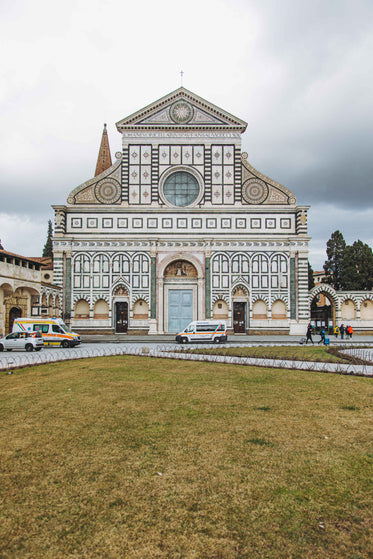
[0,332,44,352]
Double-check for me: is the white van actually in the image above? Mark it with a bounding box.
[175,321,227,344]
[13,318,81,348]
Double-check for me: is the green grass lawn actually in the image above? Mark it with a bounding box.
[1,356,372,558]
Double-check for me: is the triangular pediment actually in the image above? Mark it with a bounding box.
[116,87,247,132]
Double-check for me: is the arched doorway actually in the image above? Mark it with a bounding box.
[164,259,198,333]
[115,302,128,333]
[9,307,22,333]
[232,285,249,333]
[112,285,129,333]
[309,286,337,333]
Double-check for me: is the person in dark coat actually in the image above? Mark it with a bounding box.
[306,323,314,345]
[340,324,345,340]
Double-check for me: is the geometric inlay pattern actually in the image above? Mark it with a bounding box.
[242,178,269,204]
[95,178,121,204]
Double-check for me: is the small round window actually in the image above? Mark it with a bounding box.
[163,171,200,207]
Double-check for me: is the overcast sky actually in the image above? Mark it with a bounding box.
[1,0,372,270]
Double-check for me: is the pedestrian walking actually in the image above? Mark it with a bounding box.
[306,323,314,345]
[340,324,345,340]
[318,328,326,345]
[334,325,339,338]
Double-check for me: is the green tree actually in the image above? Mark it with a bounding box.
[308,261,315,289]
[341,241,373,291]
[42,220,53,258]
[323,230,346,290]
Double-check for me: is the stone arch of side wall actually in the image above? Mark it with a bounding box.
[339,294,360,307]
[309,284,339,310]
[251,294,270,307]
[0,282,13,297]
[159,254,204,280]
[131,294,150,306]
[92,294,110,305]
[211,293,230,306]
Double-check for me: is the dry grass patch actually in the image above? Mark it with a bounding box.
[0,356,372,558]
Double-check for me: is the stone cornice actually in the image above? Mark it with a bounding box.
[54,239,308,250]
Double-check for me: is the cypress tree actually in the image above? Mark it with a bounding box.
[341,241,373,291]
[323,230,346,290]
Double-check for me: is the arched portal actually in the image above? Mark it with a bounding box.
[112,284,129,333]
[232,285,249,333]
[9,307,22,332]
[163,259,199,333]
[309,285,337,333]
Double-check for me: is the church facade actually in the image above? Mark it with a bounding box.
[53,88,310,335]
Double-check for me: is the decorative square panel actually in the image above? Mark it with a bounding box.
[223,145,234,164]
[212,166,222,185]
[133,218,143,229]
[102,218,113,228]
[141,166,151,184]
[141,186,151,204]
[212,146,222,163]
[129,166,140,184]
[213,186,223,204]
[177,218,187,228]
[236,218,246,228]
[224,166,234,184]
[266,218,276,228]
[193,146,204,163]
[141,145,151,164]
[87,218,98,228]
[117,218,128,228]
[147,218,158,228]
[130,186,140,204]
[129,146,140,164]
[223,186,234,204]
[221,218,231,228]
[182,146,192,164]
[71,218,82,228]
[251,218,261,229]
[192,218,202,228]
[171,146,181,164]
[280,218,291,229]
[159,146,170,165]
[207,218,217,228]
[162,218,173,228]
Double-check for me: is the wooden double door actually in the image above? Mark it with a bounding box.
[115,302,128,333]
[233,302,246,333]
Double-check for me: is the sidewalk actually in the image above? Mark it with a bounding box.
[80,333,373,345]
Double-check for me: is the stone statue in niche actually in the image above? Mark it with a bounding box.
[164,260,198,278]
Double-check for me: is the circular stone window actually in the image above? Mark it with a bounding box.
[162,171,200,207]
